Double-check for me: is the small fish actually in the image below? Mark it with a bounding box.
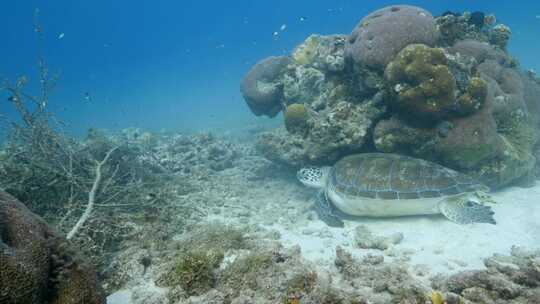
[272,31,279,39]
[536,15,540,19]
[58,33,65,39]
[84,92,92,102]
[280,24,287,31]
[299,16,307,22]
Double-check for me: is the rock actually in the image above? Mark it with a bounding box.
[282,65,326,106]
[435,249,540,303]
[0,191,106,304]
[256,98,383,167]
[354,225,403,250]
[345,5,439,69]
[334,246,428,302]
[240,56,291,117]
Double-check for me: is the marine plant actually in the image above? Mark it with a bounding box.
[282,271,318,303]
[178,222,248,252]
[165,249,224,296]
[220,251,274,291]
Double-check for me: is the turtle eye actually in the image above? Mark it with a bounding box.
[465,201,474,207]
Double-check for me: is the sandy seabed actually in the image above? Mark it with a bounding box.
[108,159,540,303]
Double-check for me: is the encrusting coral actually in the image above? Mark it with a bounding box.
[456,76,488,115]
[384,44,457,122]
[284,103,309,134]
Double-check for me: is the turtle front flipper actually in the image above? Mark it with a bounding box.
[315,190,344,228]
[438,194,496,225]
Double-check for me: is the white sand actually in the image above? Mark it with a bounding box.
[107,179,540,303]
[274,182,540,277]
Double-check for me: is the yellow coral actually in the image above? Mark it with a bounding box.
[429,291,445,304]
[292,35,319,66]
[284,103,309,134]
[457,77,487,115]
[384,44,456,122]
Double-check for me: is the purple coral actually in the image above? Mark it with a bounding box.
[240,56,291,117]
[345,5,439,69]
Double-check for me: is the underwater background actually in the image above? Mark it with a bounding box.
[2,1,540,304]
[1,0,539,136]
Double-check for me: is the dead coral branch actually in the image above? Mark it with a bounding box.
[67,146,118,240]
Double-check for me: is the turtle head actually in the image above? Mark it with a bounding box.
[297,166,330,189]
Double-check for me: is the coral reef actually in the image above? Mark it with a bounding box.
[0,191,105,304]
[241,4,539,186]
[257,97,384,167]
[345,5,439,69]
[240,56,291,117]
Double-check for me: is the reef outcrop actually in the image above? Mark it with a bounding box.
[241,4,540,188]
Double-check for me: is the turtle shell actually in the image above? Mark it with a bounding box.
[329,153,485,200]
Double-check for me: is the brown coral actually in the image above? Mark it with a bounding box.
[240,56,290,117]
[0,191,105,304]
[385,44,457,122]
[456,77,488,115]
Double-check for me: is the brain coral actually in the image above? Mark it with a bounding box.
[345,5,439,69]
[384,44,456,121]
[1,191,51,304]
[0,191,106,304]
[240,56,291,117]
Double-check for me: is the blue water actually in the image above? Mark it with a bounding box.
[1,0,539,136]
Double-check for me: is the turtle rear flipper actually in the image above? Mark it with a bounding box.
[315,191,344,228]
[439,194,496,225]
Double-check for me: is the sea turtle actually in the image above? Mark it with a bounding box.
[297,153,496,227]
